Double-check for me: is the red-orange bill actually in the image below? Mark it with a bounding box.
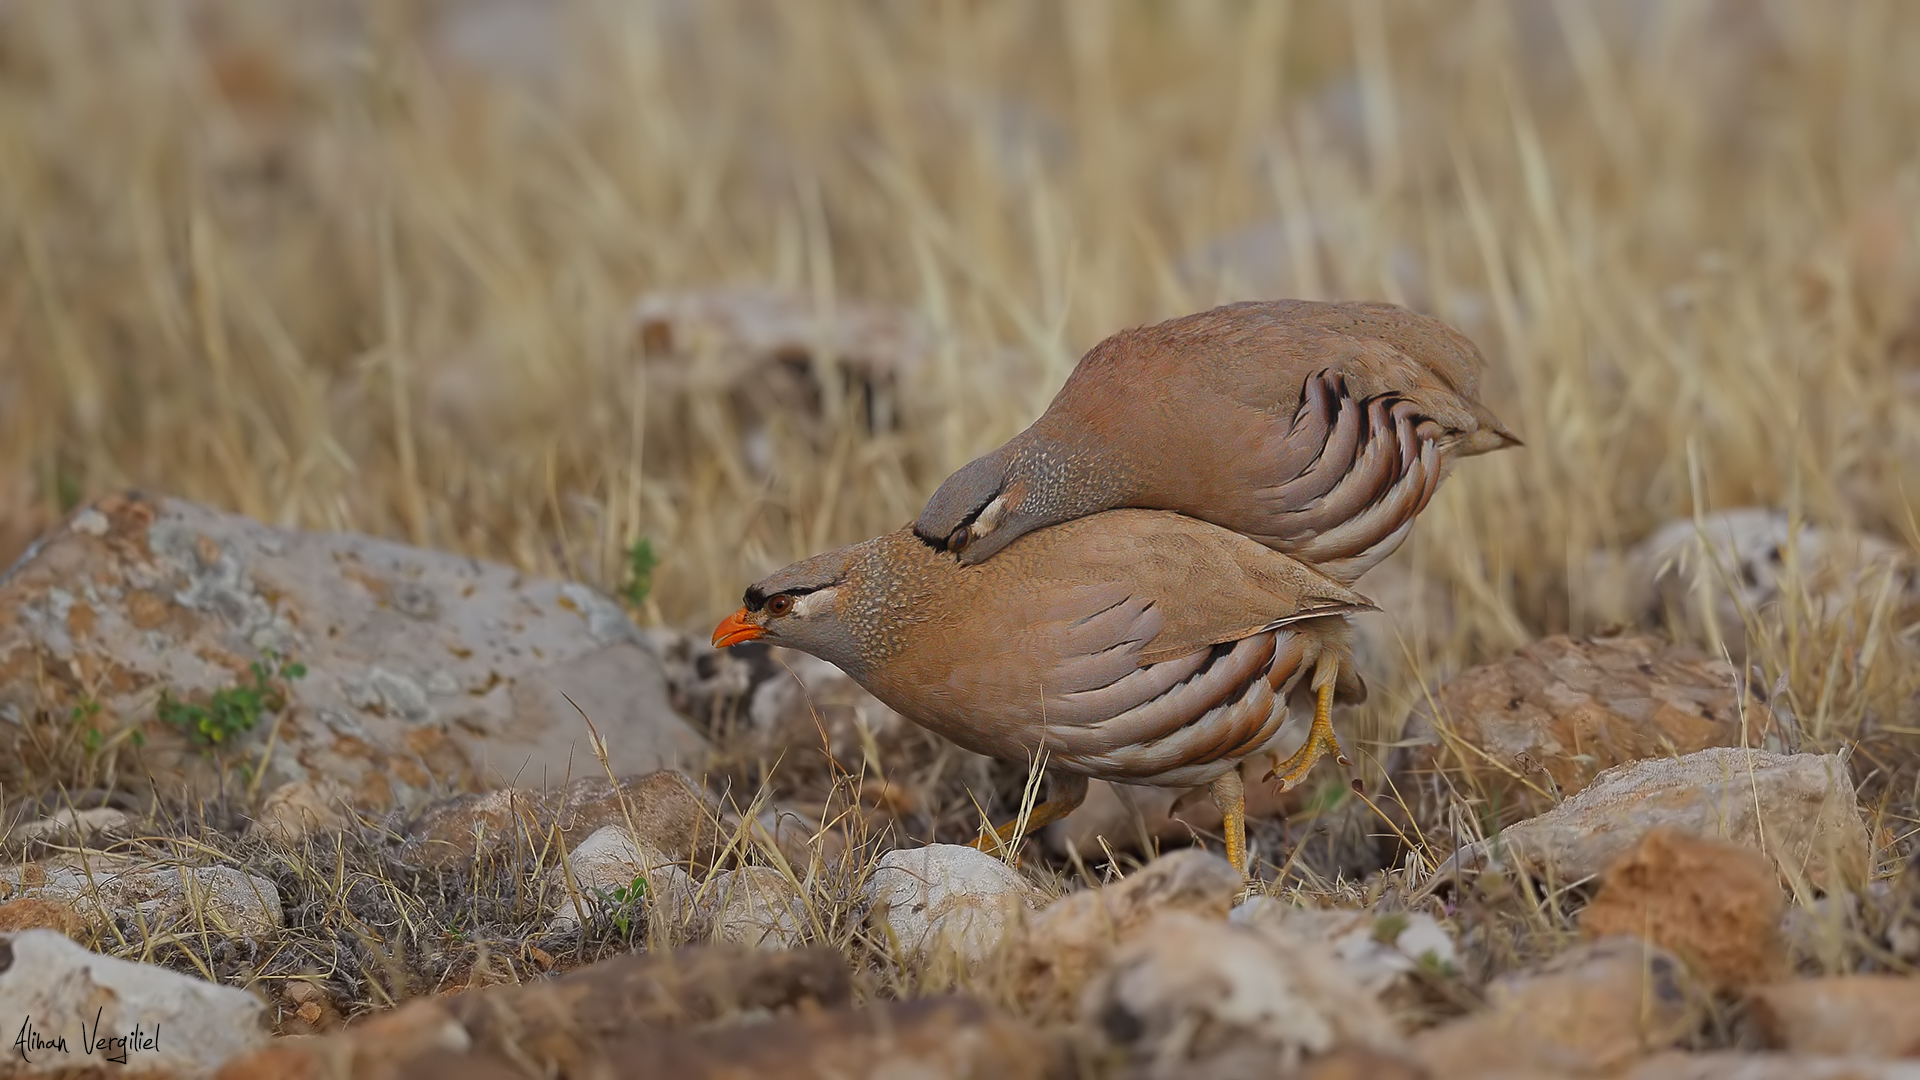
[712,608,765,648]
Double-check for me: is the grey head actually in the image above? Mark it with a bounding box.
[913,437,1109,565]
[716,542,872,674]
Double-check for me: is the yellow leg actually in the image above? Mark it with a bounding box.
[1265,661,1355,792]
[970,773,1089,855]
[1210,769,1248,876]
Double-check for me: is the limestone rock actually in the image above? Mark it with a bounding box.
[1619,509,1920,662]
[0,493,708,810]
[1412,937,1704,1078]
[1445,748,1868,890]
[1232,898,1459,992]
[1746,976,1920,1057]
[0,853,282,936]
[1581,828,1787,991]
[1391,634,1781,830]
[0,928,269,1076]
[1083,911,1403,1078]
[1016,849,1242,1016]
[865,844,1039,967]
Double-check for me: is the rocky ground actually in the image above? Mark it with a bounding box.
[0,490,1916,1079]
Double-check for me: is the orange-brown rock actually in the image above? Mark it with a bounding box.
[1746,975,1920,1057]
[1582,828,1788,992]
[1391,633,1778,830]
[0,897,90,939]
[1411,937,1705,1078]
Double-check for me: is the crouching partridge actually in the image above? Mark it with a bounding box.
[916,299,1519,584]
[712,509,1373,873]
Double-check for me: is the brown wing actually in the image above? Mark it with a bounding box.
[1247,368,1448,581]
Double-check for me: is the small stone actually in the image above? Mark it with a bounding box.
[548,823,692,930]
[1412,937,1704,1078]
[1016,848,1242,1017]
[1084,911,1404,1078]
[704,865,809,950]
[865,844,1039,967]
[11,806,131,844]
[1443,748,1869,890]
[1,928,268,1076]
[1582,828,1787,991]
[1746,976,1920,1057]
[1233,898,1459,992]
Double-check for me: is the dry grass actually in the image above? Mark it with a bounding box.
[3,0,1920,1048]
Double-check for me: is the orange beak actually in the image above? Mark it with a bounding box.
[712,608,766,648]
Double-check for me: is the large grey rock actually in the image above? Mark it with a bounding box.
[0,494,708,809]
[1443,748,1869,890]
[0,928,269,1075]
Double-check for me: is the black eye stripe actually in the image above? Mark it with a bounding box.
[748,586,817,613]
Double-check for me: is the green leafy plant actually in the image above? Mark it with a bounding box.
[71,697,103,753]
[157,651,306,749]
[593,872,649,940]
[618,537,660,609]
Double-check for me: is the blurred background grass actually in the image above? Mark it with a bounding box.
[1,0,1916,787]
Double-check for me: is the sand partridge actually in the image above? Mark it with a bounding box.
[712,509,1373,873]
[915,299,1519,584]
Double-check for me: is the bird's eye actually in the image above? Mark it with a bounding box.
[946,525,971,552]
[766,595,796,616]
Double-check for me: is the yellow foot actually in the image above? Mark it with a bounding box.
[1265,675,1356,793]
[1210,770,1248,876]
[969,773,1089,856]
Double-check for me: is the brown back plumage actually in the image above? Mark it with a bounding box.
[917,299,1519,580]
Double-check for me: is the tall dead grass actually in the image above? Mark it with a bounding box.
[1,0,1917,791]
